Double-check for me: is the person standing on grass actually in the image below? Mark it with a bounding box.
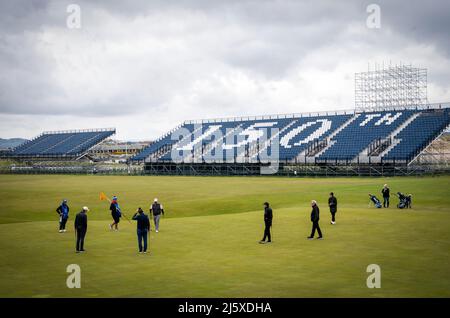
[109,196,122,231]
[132,207,150,254]
[56,199,69,233]
[259,202,273,244]
[307,200,323,240]
[328,192,337,225]
[149,198,164,233]
[74,206,89,253]
[382,184,390,208]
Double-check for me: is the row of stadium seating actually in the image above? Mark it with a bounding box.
[132,107,450,164]
[279,115,352,160]
[10,129,115,157]
[383,109,450,161]
[317,110,415,161]
[131,124,195,161]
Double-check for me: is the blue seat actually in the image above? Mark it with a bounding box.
[383,109,450,161]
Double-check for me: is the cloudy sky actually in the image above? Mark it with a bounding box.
[0,0,449,140]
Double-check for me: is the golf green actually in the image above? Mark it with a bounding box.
[0,175,449,297]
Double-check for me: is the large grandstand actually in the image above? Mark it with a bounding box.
[128,64,450,174]
[6,128,116,160]
[130,103,450,175]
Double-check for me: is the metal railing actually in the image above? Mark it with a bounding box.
[182,102,449,125]
[42,127,116,135]
[184,109,355,125]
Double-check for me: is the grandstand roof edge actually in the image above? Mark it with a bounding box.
[182,102,449,125]
[42,128,116,135]
[354,102,450,114]
[183,109,356,124]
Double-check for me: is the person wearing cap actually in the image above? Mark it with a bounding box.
[56,199,70,233]
[307,200,323,240]
[132,207,150,254]
[109,195,122,231]
[74,207,89,253]
[149,198,164,233]
[328,192,337,225]
[381,184,390,208]
[259,202,273,244]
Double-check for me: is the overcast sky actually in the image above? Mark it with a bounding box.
[0,0,449,140]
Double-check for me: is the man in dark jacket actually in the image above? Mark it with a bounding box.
[74,206,89,253]
[109,196,122,231]
[56,199,69,233]
[307,200,323,240]
[150,198,164,233]
[328,192,337,225]
[259,202,273,244]
[382,184,390,208]
[132,207,151,254]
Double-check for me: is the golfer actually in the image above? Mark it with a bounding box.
[307,200,323,240]
[132,208,150,254]
[382,184,390,208]
[56,199,69,233]
[328,192,337,225]
[149,198,164,233]
[109,195,122,231]
[259,202,273,244]
[74,206,89,253]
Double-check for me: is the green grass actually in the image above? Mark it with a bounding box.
[0,174,449,297]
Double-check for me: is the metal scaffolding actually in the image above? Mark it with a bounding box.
[355,64,427,111]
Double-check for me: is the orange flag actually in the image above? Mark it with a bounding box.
[99,192,108,201]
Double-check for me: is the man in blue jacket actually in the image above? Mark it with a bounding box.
[109,196,122,231]
[56,199,69,233]
[132,207,150,254]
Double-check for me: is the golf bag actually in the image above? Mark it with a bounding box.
[370,195,382,208]
[397,192,412,209]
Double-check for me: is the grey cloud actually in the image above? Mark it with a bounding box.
[0,0,449,139]
[376,0,450,56]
